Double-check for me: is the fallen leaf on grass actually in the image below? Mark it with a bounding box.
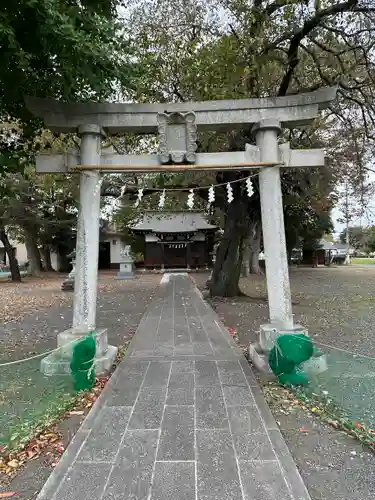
[0,351,128,482]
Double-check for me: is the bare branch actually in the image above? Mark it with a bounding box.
[278,0,361,96]
[265,0,308,16]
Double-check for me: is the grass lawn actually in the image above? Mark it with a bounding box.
[351,257,375,265]
[0,358,76,450]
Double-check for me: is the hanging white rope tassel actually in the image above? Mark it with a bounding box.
[134,187,144,207]
[158,189,166,209]
[245,177,254,198]
[187,189,195,210]
[208,185,215,208]
[226,182,234,204]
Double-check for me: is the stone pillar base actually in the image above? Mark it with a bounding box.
[41,345,117,377]
[116,260,135,280]
[249,323,309,375]
[248,343,276,379]
[259,323,308,352]
[249,323,328,377]
[41,328,118,376]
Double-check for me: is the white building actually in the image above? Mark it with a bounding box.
[0,231,123,271]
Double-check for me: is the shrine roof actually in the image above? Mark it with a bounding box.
[131,212,217,233]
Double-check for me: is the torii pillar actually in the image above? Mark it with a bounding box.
[44,125,118,376]
[26,87,337,376]
[254,119,293,330]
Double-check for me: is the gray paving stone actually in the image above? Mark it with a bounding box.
[36,274,311,500]
[214,345,237,356]
[250,384,279,430]
[195,360,220,386]
[129,387,167,429]
[150,462,195,500]
[128,403,165,430]
[193,342,214,355]
[77,406,132,463]
[156,329,174,343]
[130,349,158,357]
[234,431,276,461]
[157,406,194,461]
[106,362,149,406]
[196,386,228,429]
[268,429,311,500]
[239,460,291,500]
[143,361,171,387]
[173,345,195,355]
[174,329,191,345]
[239,358,259,387]
[222,385,255,406]
[217,361,248,386]
[167,372,194,405]
[196,429,242,500]
[102,430,158,500]
[171,360,195,373]
[154,344,174,356]
[227,405,265,435]
[106,386,142,407]
[137,386,168,403]
[190,330,209,342]
[54,463,111,500]
[36,429,89,500]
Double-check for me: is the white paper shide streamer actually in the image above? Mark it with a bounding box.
[246,178,254,198]
[134,187,144,207]
[208,185,215,204]
[158,189,166,209]
[187,189,195,210]
[226,182,234,204]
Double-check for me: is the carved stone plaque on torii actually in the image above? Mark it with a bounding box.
[25,87,337,375]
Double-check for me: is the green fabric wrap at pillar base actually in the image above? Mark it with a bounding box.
[269,334,314,387]
[70,332,96,391]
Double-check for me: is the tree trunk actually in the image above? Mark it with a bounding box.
[0,227,22,282]
[242,236,251,277]
[241,220,263,276]
[209,198,249,297]
[42,245,54,272]
[57,248,71,272]
[22,224,42,275]
[249,221,263,274]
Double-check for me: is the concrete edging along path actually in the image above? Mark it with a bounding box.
[37,274,311,500]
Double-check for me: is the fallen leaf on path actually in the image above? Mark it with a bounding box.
[0,493,16,498]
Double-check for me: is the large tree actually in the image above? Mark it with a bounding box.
[0,0,137,279]
[1,0,134,124]
[125,0,374,296]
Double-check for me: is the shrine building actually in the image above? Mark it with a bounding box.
[131,211,217,269]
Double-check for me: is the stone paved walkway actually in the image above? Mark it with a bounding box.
[37,274,311,500]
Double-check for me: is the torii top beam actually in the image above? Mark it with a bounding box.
[25,87,337,134]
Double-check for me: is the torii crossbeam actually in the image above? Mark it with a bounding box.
[26,87,337,376]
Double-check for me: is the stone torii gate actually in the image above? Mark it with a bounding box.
[26,87,337,375]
